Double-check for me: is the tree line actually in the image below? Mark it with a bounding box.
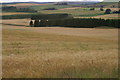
[30,18,120,28]
[2,6,37,12]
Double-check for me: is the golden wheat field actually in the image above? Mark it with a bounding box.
[1,19,118,78]
[0,12,31,16]
[92,14,119,19]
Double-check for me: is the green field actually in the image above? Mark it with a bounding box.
[2,5,119,19]
[40,8,104,17]
[30,4,72,11]
[94,2,118,8]
[29,4,104,17]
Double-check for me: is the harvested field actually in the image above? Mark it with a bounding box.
[92,14,119,19]
[1,12,31,16]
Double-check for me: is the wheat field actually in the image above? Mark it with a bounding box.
[1,12,31,16]
[2,19,118,78]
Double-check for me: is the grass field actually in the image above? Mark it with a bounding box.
[29,4,73,11]
[94,2,118,8]
[29,3,119,18]
[74,14,119,19]
[40,8,104,17]
[39,7,119,17]
[1,2,119,19]
[3,3,49,7]
[92,14,119,19]
[0,12,32,16]
[30,5,104,17]
[2,19,118,78]
[1,7,119,19]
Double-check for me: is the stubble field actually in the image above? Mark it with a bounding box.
[1,19,118,78]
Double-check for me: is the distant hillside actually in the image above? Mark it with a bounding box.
[2,1,119,8]
[54,1,99,5]
[2,3,50,8]
[2,1,99,5]
[94,2,119,8]
[103,0,119,2]
[2,2,53,5]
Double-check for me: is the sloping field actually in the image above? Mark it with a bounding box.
[2,19,118,78]
[58,7,81,10]
[1,12,31,16]
[94,2,118,8]
[40,9,104,17]
[1,19,118,39]
[40,7,119,18]
[104,8,119,11]
[4,3,48,7]
[92,14,119,19]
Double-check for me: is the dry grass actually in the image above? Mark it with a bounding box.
[1,12,31,16]
[75,14,119,19]
[2,19,118,78]
[92,14,119,19]
[1,19,30,25]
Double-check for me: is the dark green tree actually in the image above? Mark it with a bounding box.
[29,20,33,27]
[34,20,39,27]
[90,8,95,11]
[100,8,104,11]
[104,9,111,14]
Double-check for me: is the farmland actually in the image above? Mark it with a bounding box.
[2,19,118,78]
[1,2,119,78]
[40,8,104,17]
[1,8,119,19]
[1,2,119,19]
[92,14,119,19]
[2,3,48,7]
[29,4,72,11]
[0,12,31,16]
[39,7,119,17]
